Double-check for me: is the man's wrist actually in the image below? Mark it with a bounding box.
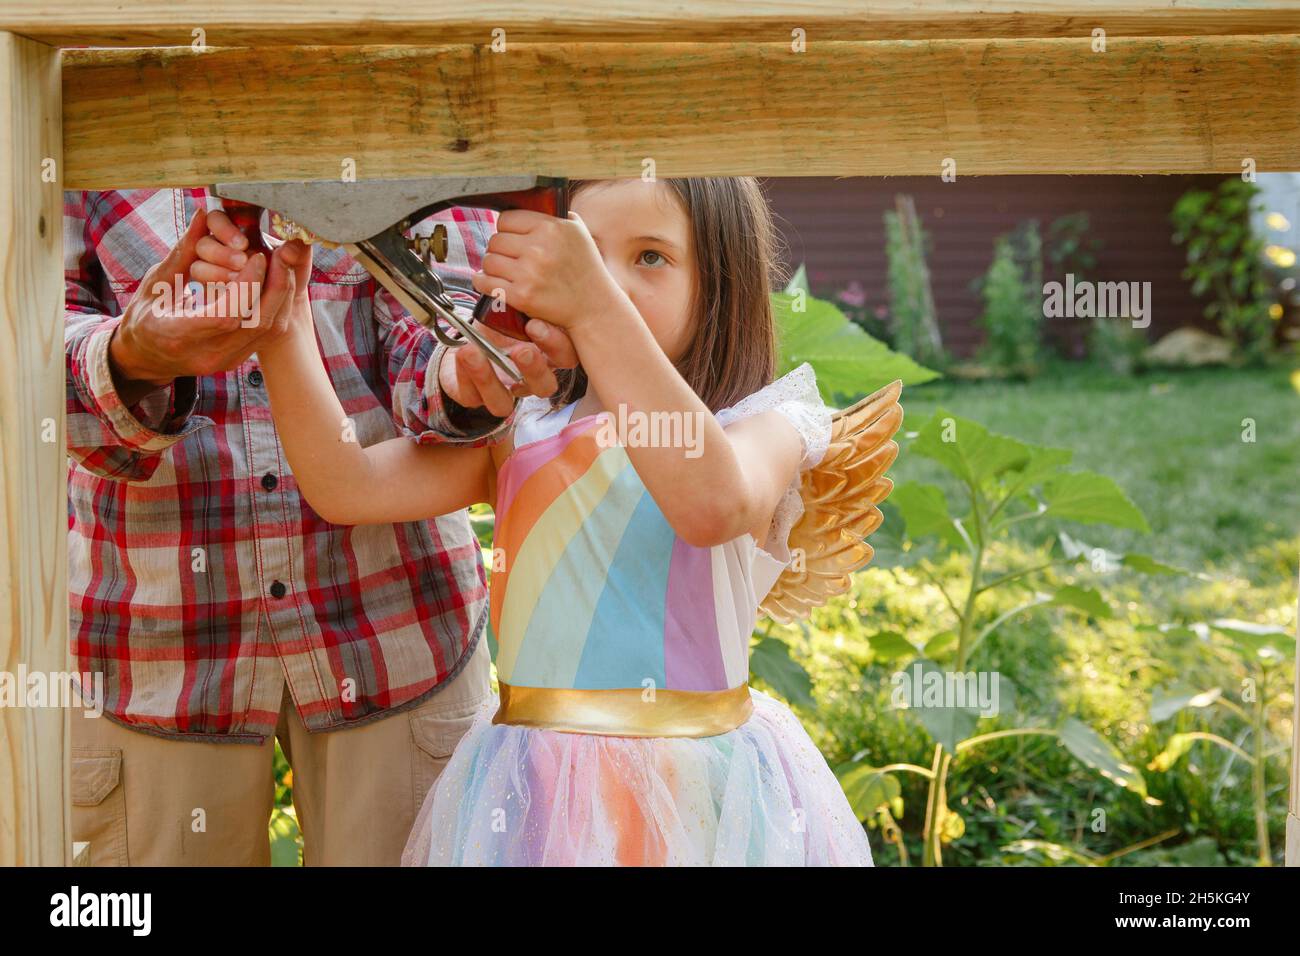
[431,343,514,439]
[108,322,172,392]
[441,383,508,431]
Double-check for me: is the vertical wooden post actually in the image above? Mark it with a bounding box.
[1288,564,1300,866]
[0,32,68,867]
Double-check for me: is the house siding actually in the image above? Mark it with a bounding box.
[760,175,1229,358]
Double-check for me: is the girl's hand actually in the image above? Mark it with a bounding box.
[265,238,314,346]
[470,209,629,333]
[438,321,567,418]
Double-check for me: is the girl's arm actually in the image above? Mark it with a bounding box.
[257,302,496,526]
[565,303,802,548]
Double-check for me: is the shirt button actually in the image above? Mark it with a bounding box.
[248,369,264,387]
[270,581,287,599]
[261,473,278,491]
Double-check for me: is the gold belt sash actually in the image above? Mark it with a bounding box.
[494,681,753,738]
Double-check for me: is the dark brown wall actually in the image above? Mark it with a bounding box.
[760,175,1229,358]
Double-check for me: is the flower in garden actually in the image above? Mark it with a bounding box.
[838,280,867,308]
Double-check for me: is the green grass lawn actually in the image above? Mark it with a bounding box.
[894,361,1300,578]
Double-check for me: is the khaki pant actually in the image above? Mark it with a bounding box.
[70,637,491,866]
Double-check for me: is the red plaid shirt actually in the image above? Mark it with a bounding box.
[65,188,514,743]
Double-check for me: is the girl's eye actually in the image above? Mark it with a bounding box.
[638,250,667,268]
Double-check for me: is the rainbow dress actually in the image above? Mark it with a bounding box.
[402,364,874,866]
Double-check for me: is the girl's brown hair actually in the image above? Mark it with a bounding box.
[546,177,787,413]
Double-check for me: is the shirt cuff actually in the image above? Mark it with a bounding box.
[87,320,202,452]
[419,342,518,445]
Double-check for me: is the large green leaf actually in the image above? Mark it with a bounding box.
[749,636,815,708]
[1059,717,1152,800]
[835,763,902,821]
[1121,553,1190,576]
[868,501,939,567]
[1041,471,1151,532]
[911,408,1035,489]
[773,291,938,403]
[1048,585,1115,620]
[1057,531,1189,576]
[897,659,983,752]
[890,481,963,549]
[914,703,981,755]
[867,631,920,661]
[923,630,959,659]
[1209,619,1296,659]
[1150,686,1222,723]
[996,444,1074,506]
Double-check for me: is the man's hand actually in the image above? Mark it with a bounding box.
[437,316,579,419]
[108,208,302,406]
[191,212,314,357]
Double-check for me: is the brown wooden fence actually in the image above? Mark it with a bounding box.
[762,174,1231,358]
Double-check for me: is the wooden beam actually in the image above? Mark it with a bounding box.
[63,35,1300,188]
[4,1,1300,47]
[0,32,68,866]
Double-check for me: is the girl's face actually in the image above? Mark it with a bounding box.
[570,180,697,363]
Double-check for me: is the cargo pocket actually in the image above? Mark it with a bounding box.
[409,702,484,819]
[71,748,128,866]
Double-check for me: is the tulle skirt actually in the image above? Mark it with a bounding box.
[401,688,874,866]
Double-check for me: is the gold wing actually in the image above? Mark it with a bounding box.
[758,379,904,624]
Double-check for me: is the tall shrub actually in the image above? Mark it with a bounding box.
[1170,179,1275,362]
[976,223,1044,377]
[884,195,946,368]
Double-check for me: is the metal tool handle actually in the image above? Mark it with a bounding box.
[346,241,525,386]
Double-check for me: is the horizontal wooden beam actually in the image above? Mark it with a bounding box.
[63,36,1300,188]
[7,1,1300,47]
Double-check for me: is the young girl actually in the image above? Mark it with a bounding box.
[245,177,876,866]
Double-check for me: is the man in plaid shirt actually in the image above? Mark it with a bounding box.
[65,188,571,866]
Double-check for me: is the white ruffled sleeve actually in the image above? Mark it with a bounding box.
[715,362,832,564]
[714,362,831,469]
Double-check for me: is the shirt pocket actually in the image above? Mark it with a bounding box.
[71,748,129,866]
